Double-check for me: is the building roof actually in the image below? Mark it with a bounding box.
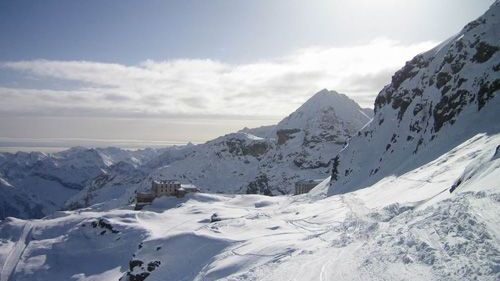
[153,179,181,184]
[136,192,155,202]
[295,179,324,185]
[137,192,155,198]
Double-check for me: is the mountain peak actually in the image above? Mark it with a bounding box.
[276,89,371,132]
[300,89,349,109]
[311,88,332,97]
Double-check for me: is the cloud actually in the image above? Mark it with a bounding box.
[339,68,398,93]
[0,38,437,120]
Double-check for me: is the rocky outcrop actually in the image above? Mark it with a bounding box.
[329,1,500,196]
[277,129,301,145]
[246,174,272,195]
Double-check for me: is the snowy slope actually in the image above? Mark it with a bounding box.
[0,133,498,281]
[327,1,500,196]
[0,147,163,219]
[238,124,276,138]
[65,161,148,211]
[0,177,44,220]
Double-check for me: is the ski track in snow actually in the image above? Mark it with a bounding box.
[0,222,31,281]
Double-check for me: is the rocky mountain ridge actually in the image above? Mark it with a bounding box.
[327,1,500,196]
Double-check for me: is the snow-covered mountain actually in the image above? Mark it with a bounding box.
[149,89,371,195]
[65,89,371,209]
[238,124,276,138]
[253,89,371,194]
[0,147,163,219]
[1,3,499,280]
[327,1,500,196]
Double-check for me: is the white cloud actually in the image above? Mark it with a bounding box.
[0,38,437,120]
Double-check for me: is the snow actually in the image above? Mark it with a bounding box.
[275,89,371,133]
[0,130,499,280]
[0,221,31,281]
[0,2,499,280]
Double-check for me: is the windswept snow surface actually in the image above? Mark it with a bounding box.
[0,133,498,281]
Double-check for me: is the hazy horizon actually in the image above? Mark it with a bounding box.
[0,116,280,152]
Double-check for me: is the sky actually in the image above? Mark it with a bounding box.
[0,0,495,152]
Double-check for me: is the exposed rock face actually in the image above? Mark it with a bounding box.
[246,174,272,195]
[328,1,500,196]
[224,138,270,158]
[124,257,161,281]
[277,129,301,145]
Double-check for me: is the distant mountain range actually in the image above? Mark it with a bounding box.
[0,147,163,219]
[1,89,372,219]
